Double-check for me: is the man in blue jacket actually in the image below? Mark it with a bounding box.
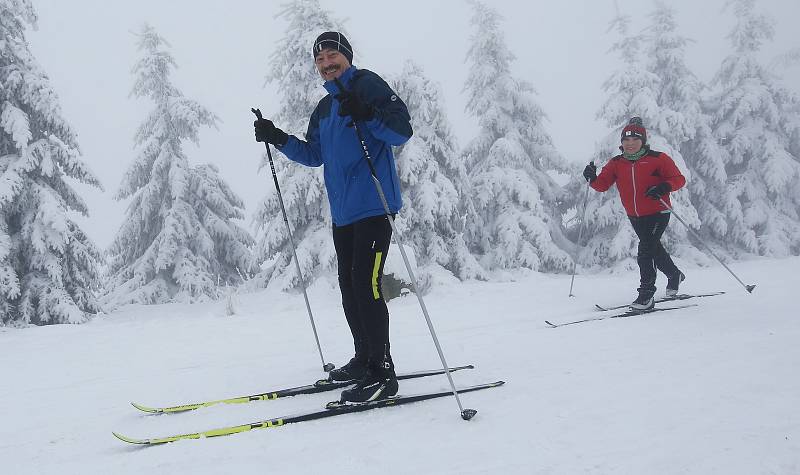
[253,32,412,403]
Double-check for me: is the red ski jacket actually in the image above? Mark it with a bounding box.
[590,149,686,217]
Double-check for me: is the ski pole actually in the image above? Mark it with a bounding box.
[568,174,593,297]
[251,108,335,373]
[333,79,476,421]
[658,197,756,294]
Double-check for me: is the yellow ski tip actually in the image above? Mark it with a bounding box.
[113,432,149,445]
[131,402,162,414]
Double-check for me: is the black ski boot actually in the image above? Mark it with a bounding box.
[339,359,398,403]
[665,271,685,298]
[630,288,655,310]
[328,357,368,382]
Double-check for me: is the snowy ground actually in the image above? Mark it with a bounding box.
[2,257,798,474]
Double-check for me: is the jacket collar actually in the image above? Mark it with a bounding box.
[323,65,357,95]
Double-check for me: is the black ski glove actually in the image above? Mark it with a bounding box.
[645,182,671,200]
[583,162,597,182]
[335,91,374,122]
[254,117,289,146]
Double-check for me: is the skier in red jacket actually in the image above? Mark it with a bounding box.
[583,117,686,310]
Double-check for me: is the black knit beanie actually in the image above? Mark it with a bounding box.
[312,31,353,64]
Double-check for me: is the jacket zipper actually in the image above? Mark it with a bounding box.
[631,161,639,216]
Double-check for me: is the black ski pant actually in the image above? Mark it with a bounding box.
[629,212,680,293]
[333,214,393,367]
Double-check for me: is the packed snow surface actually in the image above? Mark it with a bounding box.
[2,257,798,474]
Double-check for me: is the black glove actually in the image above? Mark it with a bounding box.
[335,91,374,121]
[253,117,288,146]
[583,162,597,182]
[645,182,671,200]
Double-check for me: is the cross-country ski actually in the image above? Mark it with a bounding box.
[546,304,699,328]
[594,292,725,311]
[130,365,474,414]
[113,381,505,446]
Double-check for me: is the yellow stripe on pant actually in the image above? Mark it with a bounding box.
[372,251,383,299]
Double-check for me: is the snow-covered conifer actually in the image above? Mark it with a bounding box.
[705,0,800,256]
[462,0,573,273]
[104,24,253,306]
[390,60,483,287]
[564,14,657,271]
[251,0,344,290]
[0,0,103,325]
[637,2,728,259]
[638,2,706,260]
[565,8,703,271]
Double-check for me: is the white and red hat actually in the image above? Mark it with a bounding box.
[621,116,647,143]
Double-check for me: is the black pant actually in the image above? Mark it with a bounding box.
[332,214,393,365]
[629,213,680,293]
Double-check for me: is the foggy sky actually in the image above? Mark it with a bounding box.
[24,0,800,249]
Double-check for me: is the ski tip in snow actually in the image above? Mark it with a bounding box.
[130,402,162,414]
[112,432,148,445]
[131,401,201,414]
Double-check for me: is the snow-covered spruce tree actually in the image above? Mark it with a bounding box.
[638,1,705,261]
[389,60,483,288]
[250,0,344,290]
[564,10,702,272]
[705,0,800,256]
[562,14,652,272]
[104,24,253,306]
[643,1,730,261]
[462,0,573,273]
[0,0,103,325]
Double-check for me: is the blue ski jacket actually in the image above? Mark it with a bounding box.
[278,66,413,226]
